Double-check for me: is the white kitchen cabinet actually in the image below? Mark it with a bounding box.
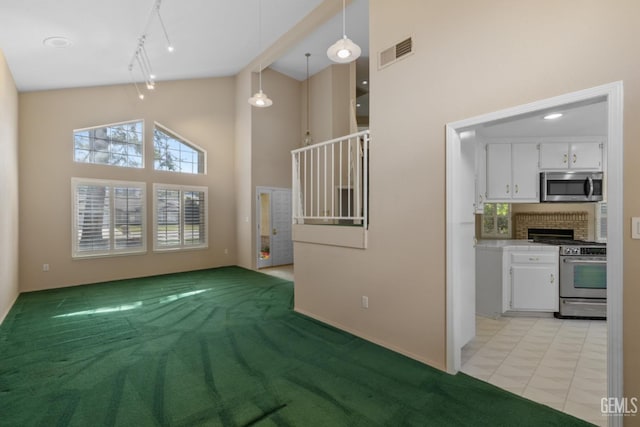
[485,143,539,202]
[476,241,559,316]
[509,251,559,312]
[539,141,603,170]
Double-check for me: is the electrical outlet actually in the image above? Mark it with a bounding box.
[42,264,49,272]
[361,296,369,309]
[224,248,229,255]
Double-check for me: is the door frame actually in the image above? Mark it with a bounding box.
[445,81,624,424]
[256,187,273,269]
[256,186,293,269]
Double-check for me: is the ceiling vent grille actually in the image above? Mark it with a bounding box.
[378,37,413,69]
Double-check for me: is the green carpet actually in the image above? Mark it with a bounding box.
[0,266,593,426]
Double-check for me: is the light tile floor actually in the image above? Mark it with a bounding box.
[257,264,294,282]
[462,316,607,426]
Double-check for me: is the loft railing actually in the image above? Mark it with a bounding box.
[291,130,369,228]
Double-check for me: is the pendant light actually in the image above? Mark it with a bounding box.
[304,53,313,146]
[327,0,361,63]
[248,0,273,108]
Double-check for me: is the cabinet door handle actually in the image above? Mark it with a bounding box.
[563,153,568,164]
[515,184,519,194]
[528,257,539,261]
[506,184,510,194]
[272,228,277,235]
[550,274,555,284]
[573,153,577,164]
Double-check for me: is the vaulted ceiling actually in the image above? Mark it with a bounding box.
[0,0,369,92]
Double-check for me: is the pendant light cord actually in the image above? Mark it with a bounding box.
[306,53,310,133]
[258,0,263,91]
[342,0,346,37]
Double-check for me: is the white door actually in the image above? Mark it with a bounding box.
[271,189,293,266]
[256,187,293,269]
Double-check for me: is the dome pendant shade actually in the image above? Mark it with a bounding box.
[327,35,361,63]
[248,89,273,108]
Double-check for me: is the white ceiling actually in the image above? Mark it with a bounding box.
[0,0,369,92]
[475,98,607,138]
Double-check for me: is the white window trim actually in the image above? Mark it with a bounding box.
[73,119,145,169]
[153,122,207,175]
[71,178,147,259]
[153,183,209,252]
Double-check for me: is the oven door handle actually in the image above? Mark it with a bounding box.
[562,300,606,306]
[562,258,607,265]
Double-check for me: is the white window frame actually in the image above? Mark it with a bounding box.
[153,122,207,175]
[73,119,145,169]
[71,178,147,258]
[481,203,512,238]
[153,183,208,251]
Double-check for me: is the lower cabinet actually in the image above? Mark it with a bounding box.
[476,242,559,316]
[509,252,559,312]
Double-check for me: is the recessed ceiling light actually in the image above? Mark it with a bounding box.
[362,80,368,85]
[459,130,475,139]
[43,36,72,48]
[356,103,361,108]
[543,113,563,120]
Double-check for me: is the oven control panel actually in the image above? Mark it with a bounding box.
[560,246,607,256]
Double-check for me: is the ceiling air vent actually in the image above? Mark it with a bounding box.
[378,36,413,69]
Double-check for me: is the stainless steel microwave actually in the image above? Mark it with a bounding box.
[540,171,603,202]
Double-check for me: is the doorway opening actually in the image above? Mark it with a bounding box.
[445,82,623,426]
[256,187,293,269]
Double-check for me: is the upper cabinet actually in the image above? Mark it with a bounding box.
[474,138,607,211]
[485,143,539,202]
[539,141,603,171]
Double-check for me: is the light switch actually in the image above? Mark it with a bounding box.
[632,217,640,239]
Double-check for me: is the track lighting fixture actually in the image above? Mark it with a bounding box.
[327,0,361,63]
[129,66,145,100]
[156,1,174,53]
[248,0,273,108]
[128,0,174,100]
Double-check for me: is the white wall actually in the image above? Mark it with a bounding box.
[293,0,640,386]
[18,78,237,292]
[0,49,19,322]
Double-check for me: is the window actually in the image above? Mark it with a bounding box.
[481,203,511,238]
[72,178,146,258]
[153,184,208,251]
[154,124,205,174]
[74,120,143,168]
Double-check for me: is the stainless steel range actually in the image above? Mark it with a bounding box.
[531,234,607,319]
[557,241,606,319]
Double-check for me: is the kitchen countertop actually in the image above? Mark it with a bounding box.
[475,239,558,251]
